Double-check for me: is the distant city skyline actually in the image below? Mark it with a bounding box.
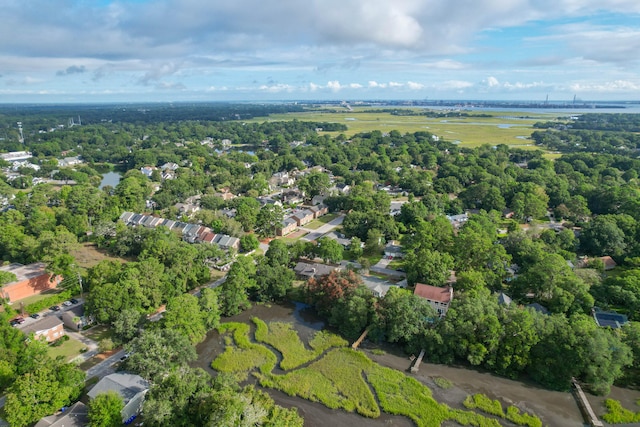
[1,0,639,103]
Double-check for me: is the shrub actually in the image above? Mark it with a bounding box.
[601,399,640,424]
[98,338,115,353]
[25,289,74,314]
[433,377,453,389]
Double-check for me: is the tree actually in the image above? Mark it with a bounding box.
[199,287,221,330]
[255,204,284,238]
[124,329,197,382]
[297,171,330,199]
[404,248,454,286]
[240,234,260,253]
[376,287,437,352]
[88,391,124,427]
[217,257,255,316]
[112,308,143,344]
[162,294,208,344]
[4,359,84,427]
[328,286,376,340]
[306,270,362,317]
[580,215,627,256]
[314,237,344,264]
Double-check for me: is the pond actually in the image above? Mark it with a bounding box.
[98,171,121,189]
[194,303,638,427]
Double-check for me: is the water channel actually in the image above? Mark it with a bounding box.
[193,302,640,427]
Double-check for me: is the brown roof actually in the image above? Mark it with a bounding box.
[599,256,617,270]
[414,284,453,303]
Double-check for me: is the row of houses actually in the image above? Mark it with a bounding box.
[278,204,329,236]
[119,211,240,251]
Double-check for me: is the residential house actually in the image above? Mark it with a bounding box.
[599,256,617,271]
[277,218,298,236]
[88,373,149,423]
[22,316,65,342]
[140,166,156,178]
[308,204,329,218]
[323,231,351,248]
[446,213,469,228]
[384,242,404,259]
[161,162,179,171]
[34,402,89,427]
[360,275,396,298]
[0,263,60,303]
[61,304,88,332]
[0,151,32,162]
[293,262,341,280]
[57,156,82,167]
[527,303,549,315]
[290,209,315,227]
[311,195,326,206]
[281,189,304,205]
[270,171,295,187]
[334,182,351,195]
[215,188,236,201]
[174,203,200,216]
[413,284,454,316]
[497,292,512,306]
[593,310,628,329]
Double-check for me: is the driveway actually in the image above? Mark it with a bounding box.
[300,214,345,242]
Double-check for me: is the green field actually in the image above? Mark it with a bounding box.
[47,336,87,362]
[250,107,556,148]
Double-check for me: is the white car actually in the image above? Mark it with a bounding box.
[62,301,73,307]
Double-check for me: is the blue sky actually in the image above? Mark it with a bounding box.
[1,0,639,103]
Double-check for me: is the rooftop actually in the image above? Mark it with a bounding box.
[413,284,453,304]
[0,262,49,284]
[88,373,149,404]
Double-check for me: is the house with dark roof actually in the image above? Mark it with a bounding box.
[593,309,628,329]
[88,373,149,423]
[413,284,454,316]
[293,262,340,280]
[34,402,88,427]
[497,292,512,306]
[277,217,298,236]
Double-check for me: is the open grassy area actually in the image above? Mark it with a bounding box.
[70,242,129,269]
[47,336,87,362]
[212,317,511,426]
[253,318,347,370]
[83,324,113,342]
[249,107,554,148]
[304,213,339,230]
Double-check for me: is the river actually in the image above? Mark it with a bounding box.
[193,303,639,427]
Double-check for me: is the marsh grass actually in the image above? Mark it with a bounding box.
[253,318,347,370]
[601,399,640,424]
[212,318,506,426]
[464,393,542,427]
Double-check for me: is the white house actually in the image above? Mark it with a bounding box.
[88,373,149,423]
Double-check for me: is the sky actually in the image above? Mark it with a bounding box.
[1,0,640,103]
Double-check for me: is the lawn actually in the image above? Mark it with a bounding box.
[83,324,113,342]
[212,317,519,426]
[48,336,87,362]
[249,107,554,147]
[304,213,339,230]
[14,290,62,309]
[70,242,129,269]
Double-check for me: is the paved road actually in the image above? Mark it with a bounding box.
[370,265,406,279]
[86,349,126,380]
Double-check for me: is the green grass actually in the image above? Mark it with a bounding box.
[367,364,500,427]
[212,317,506,426]
[83,325,113,342]
[249,107,552,147]
[259,348,380,418]
[14,290,61,309]
[47,336,87,362]
[433,376,453,389]
[601,399,640,424]
[253,318,347,370]
[211,322,277,376]
[463,393,542,427]
[304,213,340,230]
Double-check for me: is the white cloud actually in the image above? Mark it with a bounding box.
[258,83,294,93]
[407,81,424,90]
[569,80,640,92]
[485,76,500,87]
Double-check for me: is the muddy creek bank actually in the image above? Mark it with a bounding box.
[193,302,639,427]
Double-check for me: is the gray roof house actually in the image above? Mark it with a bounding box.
[293,262,340,279]
[88,373,149,423]
[34,402,89,427]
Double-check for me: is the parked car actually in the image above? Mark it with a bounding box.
[69,298,79,304]
[50,305,61,311]
[62,301,72,307]
[10,317,25,326]
[30,313,41,319]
